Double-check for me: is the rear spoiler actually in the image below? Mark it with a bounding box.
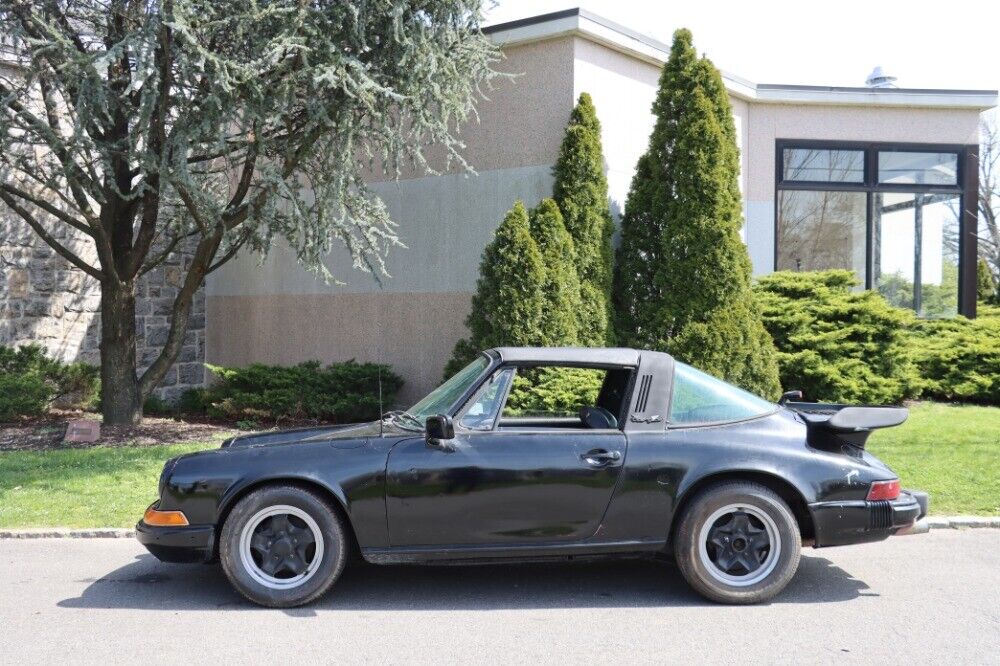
[785,402,908,451]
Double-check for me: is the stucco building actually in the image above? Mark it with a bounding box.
[2,9,996,404]
[205,9,995,403]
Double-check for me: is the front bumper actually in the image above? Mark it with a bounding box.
[809,489,928,547]
[135,519,215,563]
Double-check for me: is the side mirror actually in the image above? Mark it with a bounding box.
[425,414,455,443]
[779,390,804,405]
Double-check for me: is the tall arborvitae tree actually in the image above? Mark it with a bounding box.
[529,198,581,345]
[552,93,615,345]
[613,29,781,398]
[444,202,545,377]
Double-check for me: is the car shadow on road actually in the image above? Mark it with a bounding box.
[58,551,876,613]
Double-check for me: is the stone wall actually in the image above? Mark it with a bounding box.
[0,211,206,403]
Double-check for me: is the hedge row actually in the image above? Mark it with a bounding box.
[755,270,1000,405]
[182,360,403,423]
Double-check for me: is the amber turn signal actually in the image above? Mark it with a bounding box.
[144,504,190,526]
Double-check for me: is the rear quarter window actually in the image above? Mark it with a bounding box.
[668,363,776,425]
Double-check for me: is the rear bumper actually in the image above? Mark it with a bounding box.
[135,519,215,563]
[809,489,928,547]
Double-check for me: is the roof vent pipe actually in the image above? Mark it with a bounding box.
[865,66,898,88]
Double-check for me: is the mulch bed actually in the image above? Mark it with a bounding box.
[0,412,241,452]
[0,411,352,452]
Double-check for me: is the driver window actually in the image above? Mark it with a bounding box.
[503,366,604,418]
[459,368,514,431]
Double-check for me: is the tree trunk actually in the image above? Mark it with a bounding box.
[100,279,142,425]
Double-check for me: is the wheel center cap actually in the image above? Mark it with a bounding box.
[272,538,293,556]
[732,537,747,552]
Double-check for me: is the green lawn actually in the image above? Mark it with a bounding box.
[867,402,1000,516]
[0,402,997,528]
[0,442,216,528]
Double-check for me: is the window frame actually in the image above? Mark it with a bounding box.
[454,362,635,434]
[774,140,965,293]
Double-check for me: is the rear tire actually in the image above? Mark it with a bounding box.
[220,485,346,608]
[673,481,800,604]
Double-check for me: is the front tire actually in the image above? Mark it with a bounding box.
[673,481,801,604]
[220,485,346,608]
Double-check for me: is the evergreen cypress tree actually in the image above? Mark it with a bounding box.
[552,93,615,345]
[529,199,582,345]
[444,201,546,377]
[613,29,782,398]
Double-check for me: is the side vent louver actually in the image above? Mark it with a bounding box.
[634,374,653,413]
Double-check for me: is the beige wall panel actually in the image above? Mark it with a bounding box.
[572,37,659,216]
[745,105,981,201]
[367,37,577,182]
[207,291,473,405]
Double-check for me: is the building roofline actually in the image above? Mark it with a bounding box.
[484,8,998,110]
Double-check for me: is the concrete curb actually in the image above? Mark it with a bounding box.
[896,516,1000,535]
[0,517,997,539]
[0,528,135,539]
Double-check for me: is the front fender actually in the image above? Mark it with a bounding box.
[159,438,391,548]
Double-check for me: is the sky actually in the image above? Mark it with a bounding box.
[484,0,1000,94]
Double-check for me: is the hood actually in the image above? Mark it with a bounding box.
[221,421,386,448]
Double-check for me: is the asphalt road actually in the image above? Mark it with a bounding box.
[1,530,998,665]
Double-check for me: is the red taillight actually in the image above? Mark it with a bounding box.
[867,479,901,501]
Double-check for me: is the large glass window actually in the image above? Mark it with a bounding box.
[776,142,967,317]
[776,190,867,280]
[878,151,958,186]
[782,148,865,183]
[874,193,960,317]
[668,363,775,425]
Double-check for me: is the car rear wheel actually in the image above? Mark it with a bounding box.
[673,481,801,604]
[220,485,346,608]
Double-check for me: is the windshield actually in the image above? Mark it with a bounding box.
[408,355,490,420]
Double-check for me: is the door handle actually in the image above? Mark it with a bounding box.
[581,449,622,466]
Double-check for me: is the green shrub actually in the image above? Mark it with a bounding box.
[0,344,99,419]
[142,394,172,416]
[444,201,547,379]
[908,307,1000,405]
[755,270,920,404]
[0,373,52,420]
[201,360,402,423]
[612,29,781,399]
[177,388,211,414]
[552,92,615,346]
[505,367,604,416]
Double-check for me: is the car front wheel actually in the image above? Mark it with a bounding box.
[673,481,801,604]
[220,485,346,607]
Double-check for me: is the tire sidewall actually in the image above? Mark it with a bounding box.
[220,485,345,608]
[675,482,801,604]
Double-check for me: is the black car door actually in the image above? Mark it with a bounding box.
[384,368,627,547]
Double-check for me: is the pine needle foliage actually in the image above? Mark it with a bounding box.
[612,29,781,398]
[443,201,545,377]
[552,93,614,345]
[529,198,581,345]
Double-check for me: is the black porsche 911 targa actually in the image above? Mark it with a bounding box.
[137,347,927,607]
